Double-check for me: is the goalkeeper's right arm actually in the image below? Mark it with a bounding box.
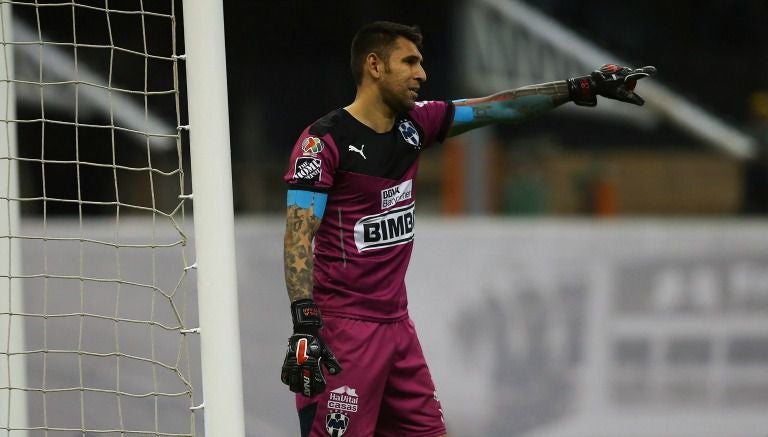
[281,189,341,396]
[283,189,325,303]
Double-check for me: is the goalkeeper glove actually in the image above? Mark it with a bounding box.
[280,299,342,397]
[568,64,657,106]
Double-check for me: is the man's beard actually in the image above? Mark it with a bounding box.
[380,83,415,115]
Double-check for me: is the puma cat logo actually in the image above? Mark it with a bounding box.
[348,144,366,160]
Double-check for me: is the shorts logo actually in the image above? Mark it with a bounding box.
[381,179,413,209]
[301,136,324,155]
[293,157,321,183]
[354,202,415,252]
[327,385,359,413]
[325,412,349,436]
[398,120,420,147]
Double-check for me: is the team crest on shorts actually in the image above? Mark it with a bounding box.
[398,120,420,148]
[325,412,349,436]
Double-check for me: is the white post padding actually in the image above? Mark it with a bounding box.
[180,1,245,435]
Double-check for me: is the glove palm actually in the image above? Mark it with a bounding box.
[569,64,657,106]
[280,300,342,397]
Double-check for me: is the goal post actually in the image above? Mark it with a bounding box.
[0,0,246,435]
[180,0,246,435]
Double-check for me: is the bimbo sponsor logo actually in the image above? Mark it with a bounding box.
[381,179,413,209]
[354,203,415,252]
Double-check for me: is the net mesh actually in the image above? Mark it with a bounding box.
[1,0,198,435]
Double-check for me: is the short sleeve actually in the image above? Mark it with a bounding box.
[283,127,339,192]
[408,100,455,147]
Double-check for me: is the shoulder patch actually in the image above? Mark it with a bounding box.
[293,156,322,184]
[301,136,324,155]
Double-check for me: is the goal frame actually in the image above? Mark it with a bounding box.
[0,0,246,433]
[180,0,246,435]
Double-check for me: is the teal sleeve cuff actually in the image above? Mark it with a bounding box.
[287,189,328,218]
[453,104,474,123]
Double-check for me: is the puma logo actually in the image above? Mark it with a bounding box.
[348,144,366,160]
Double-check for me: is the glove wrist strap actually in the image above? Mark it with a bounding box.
[291,299,322,335]
[567,76,597,106]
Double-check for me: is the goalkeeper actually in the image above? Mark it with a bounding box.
[282,20,655,437]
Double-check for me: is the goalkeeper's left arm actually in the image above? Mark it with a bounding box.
[448,64,656,137]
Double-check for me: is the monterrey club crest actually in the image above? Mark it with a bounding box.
[325,412,349,436]
[397,120,420,148]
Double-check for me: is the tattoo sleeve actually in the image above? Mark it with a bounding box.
[284,203,322,303]
[448,80,570,137]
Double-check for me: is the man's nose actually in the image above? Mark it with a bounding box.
[415,64,427,83]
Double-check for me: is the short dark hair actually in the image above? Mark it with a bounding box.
[350,21,423,85]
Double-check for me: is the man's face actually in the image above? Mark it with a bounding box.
[378,36,427,114]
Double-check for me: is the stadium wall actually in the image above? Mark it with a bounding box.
[20,217,768,437]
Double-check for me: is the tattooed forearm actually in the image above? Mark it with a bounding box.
[448,81,570,136]
[284,204,321,302]
[476,81,570,105]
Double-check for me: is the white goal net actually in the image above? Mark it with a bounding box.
[1,0,200,435]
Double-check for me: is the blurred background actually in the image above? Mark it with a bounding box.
[11,0,768,218]
[3,1,768,436]
[221,0,768,217]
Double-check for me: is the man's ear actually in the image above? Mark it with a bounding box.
[365,53,384,79]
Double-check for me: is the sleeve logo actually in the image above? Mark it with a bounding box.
[301,136,324,155]
[293,157,322,183]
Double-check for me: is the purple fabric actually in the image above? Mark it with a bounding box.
[283,101,453,322]
[295,316,446,436]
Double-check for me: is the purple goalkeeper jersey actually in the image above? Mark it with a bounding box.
[284,101,454,322]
